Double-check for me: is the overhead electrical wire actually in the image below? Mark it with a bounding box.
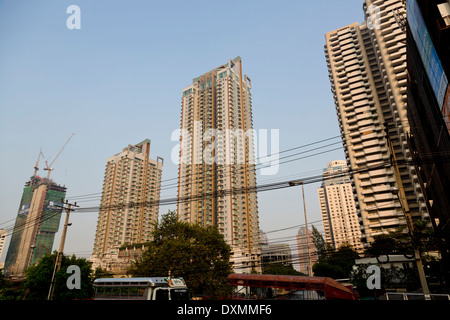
[65,135,343,202]
[2,134,449,252]
[0,137,344,238]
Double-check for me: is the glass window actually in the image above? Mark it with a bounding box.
[154,288,169,300]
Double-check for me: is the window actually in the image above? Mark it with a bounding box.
[154,288,169,300]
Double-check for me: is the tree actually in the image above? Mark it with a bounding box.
[23,252,94,300]
[0,269,25,300]
[327,244,360,276]
[365,233,413,257]
[312,244,359,279]
[128,210,233,297]
[312,262,346,279]
[350,263,420,294]
[93,267,114,280]
[311,225,329,261]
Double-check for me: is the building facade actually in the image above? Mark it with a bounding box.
[91,139,163,273]
[324,0,429,247]
[318,161,364,253]
[3,176,66,278]
[406,0,450,287]
[261,243,293,272]
[0,229,8,262]
[296,227,318,276]
[177,57,260,272]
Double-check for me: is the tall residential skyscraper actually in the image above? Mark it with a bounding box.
[91,139,163,271]
[3,176,66,278]
[177,57,260,271]
[318,160,364,253]
[324,0,429,247]
[296,227,318,276]
[0,229,8,263]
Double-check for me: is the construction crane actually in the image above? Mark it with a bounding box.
[33,148,44,177]
[44,133,75,179]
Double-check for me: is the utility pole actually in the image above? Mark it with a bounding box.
[384,123,431,300]
[47,199,78,300]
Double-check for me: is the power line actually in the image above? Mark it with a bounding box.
[73,158,395,214]
[64,135,343,202]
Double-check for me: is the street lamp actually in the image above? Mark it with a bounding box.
[289,180,313,276]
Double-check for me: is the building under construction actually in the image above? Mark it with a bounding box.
[3,135,73,279]
[3,175,66,279]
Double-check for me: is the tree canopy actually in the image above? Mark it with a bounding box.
[23,252,93,300]
[312,244,360,279]
[127,210,233,297]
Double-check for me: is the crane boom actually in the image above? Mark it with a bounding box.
[34,148,44,176]
[44,133,75,179]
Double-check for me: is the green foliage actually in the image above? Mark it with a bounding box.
[311,225,328,261]
[365,233,413,257]
[366,221,439,258]
[350,263,420,292]
[23,252,94,300]
[312,262,346,279]
[93,267,114,279]
[0,269,26,300]
[312,244,359,279]
[128,210,233,297]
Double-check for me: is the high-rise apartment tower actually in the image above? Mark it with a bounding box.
[91,139,163,270]
[318,160,364,253]
[177,57,260,271]
[324,0,429,246]
[296,227,318,276]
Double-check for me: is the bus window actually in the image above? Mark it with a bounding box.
[154,288,169,300]
[171,289,189,300]
[95,286,110,298]
[111,287,121,298]
[289,290,325,300]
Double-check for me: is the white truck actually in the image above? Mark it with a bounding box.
[93,277,189,300]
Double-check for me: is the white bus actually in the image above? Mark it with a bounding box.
[93,277,189,300]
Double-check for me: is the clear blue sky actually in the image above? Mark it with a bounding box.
[0,0,365,262]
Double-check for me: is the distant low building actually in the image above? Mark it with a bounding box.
[261,243,292,272]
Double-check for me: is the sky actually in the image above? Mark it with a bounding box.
[0,0,365,265]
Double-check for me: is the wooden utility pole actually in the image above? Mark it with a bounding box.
[384,123,431,300]
[47,200,78,300]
